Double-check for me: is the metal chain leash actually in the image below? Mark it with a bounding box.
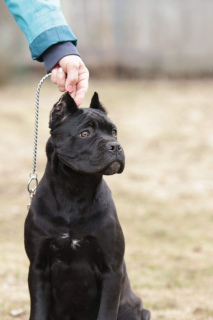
[27,73,52,209]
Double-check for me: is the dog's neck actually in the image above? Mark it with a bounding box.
[45,151,103,215]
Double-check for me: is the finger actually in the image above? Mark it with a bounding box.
[57,67,66,92]
[67,84,73,93]
[51,67,58,84]
[65,62,79,90]
[70,85,76,100]
[74,66,89,106]
[75,86,87,107]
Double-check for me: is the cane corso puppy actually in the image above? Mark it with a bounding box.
[25,92,150,320]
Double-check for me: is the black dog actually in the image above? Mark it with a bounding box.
[25,92,150,320]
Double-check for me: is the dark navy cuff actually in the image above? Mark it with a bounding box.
[42,42,80,73]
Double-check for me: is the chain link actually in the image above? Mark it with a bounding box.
[27,73,52,209]
[32,73,52,174]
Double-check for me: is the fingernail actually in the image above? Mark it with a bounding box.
[67,85,73,92]
[59,67,63,73]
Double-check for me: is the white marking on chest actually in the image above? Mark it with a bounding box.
[60,233,70,239]
[59,233,81,250]
[71,239,81,250]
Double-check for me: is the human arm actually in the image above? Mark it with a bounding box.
[4,0,78,61]
[4,0,89,105]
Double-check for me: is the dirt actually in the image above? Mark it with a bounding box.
[1,79,213,320]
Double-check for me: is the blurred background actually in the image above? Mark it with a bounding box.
[1,1,213,320]
[1,0,213,78]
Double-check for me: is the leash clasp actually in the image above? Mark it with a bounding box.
[27,172,38,210]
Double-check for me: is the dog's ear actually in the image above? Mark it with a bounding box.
[49,92,78,129]
[90,92,107,114]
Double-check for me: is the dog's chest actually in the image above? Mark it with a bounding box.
[50,233,82,252]
[48,232,103,308]
[48,232,103,265]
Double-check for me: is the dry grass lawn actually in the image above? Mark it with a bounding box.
[0,78,213,320]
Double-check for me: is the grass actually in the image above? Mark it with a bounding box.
[1,78,213,319]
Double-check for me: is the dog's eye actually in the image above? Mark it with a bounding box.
[112,129,117,137]
[80,130,90,138]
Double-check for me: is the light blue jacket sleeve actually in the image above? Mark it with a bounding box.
[4,0,77,61]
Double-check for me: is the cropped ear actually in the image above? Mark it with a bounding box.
[90,92,107,114]
[49,92,78,129]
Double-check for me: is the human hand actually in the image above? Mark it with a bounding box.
[51,55,89,106]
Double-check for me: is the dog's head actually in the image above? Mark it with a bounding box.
[48,92,125,175]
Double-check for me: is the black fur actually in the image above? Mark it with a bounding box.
[25,92,150,320]
[90,92,107,114]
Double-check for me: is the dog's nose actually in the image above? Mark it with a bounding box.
[106,142,122,153]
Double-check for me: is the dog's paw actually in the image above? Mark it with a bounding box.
[141,309,151,320]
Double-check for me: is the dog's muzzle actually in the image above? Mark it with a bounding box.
[106,142,122,154]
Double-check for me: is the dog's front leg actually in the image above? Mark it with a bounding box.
[97,269,122,320]
[28,263,51,320]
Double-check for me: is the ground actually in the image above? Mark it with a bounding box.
[0,78,213,320]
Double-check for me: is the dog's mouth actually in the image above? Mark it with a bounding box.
[100,161,123,175]
[58,154,124,176]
